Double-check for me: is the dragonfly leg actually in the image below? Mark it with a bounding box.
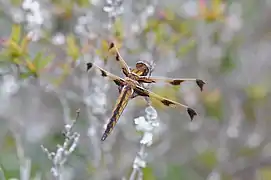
[130,90,151,106]
[131,92,139,99]
[118,86,123,93]
[144,96,151,106]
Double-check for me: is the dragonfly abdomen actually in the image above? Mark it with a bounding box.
[101,86,134,141]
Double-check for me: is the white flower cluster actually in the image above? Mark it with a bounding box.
[22,0,44,41]
[134,106,159,146]
[130,106,159,179]
[130,5,155,34]
[41,110,80,178]
[74,13,93,37]
[103,0,124,29]
[22,0,44,26]
[0,74,19,98]
[103,0,124,19]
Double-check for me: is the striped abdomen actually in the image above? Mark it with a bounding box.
[101,86,134,141]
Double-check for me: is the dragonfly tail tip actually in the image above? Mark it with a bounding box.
[101,133,108,141]
[187,108,197,121]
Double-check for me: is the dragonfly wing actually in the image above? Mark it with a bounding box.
[106,42,131,77]
[134,85,197,121]
[87,62,125,87]
[138,76,205,91]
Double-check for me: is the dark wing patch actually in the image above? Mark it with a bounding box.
[109,42,114,50]
[114,80,122,87]
[196,79,206,91]
[86,62,125,87]
[116,54,120,61]
[134,85,197,121]
[161,99,175,106]
[187,108,197,121]
[106,42,130,77]
[100,70,107,77]
[86,62,93,71]
[169,79,185,85]
[137,76,206,91]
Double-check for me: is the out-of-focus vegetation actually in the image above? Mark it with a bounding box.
[0,0,271,179]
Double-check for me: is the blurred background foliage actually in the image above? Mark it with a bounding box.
[0,0,271,179]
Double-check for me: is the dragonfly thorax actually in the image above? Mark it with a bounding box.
[127,72,140,80]
[124,77,140,88]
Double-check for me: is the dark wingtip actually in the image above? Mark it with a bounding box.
[187,108,197,121]
[101,133,108,141]
[86,62,93,71]
[109,42,114,50]
[196,79,206,91]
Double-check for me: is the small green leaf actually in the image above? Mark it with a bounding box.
[31,52,54,74]
[112,18,124,40]
[220,51,235,73]
[0,50,10,62]
[246,84,268,102]
[163,8,175,20]
[142,167,155,180]
[8,40,22,56]
[177,39,196,56]
[19,71,35,79]
[66,34,79,60]
[10,24,21,44]
[197,149,217,169]
[75,0,90,7]
[169,34,180,45]
[24,57,36,73]
[143,19,160,34]
[163,164,202,180]
[11,57,21,64]
[165,164,185,180]
[0,152,20,179]
[32,52,43,70]
[203,89,223,120]
[20,35,31,53]
[154,25,163,44]
[2,133,16,150]
[10,0,22,6]
[40,54,54,70]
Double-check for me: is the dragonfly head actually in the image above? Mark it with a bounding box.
[135,61,153,76]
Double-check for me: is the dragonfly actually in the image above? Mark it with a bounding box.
[87,42,205,141]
